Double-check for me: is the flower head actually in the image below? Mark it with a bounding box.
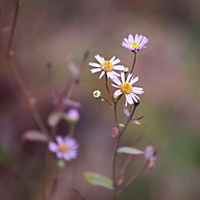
[122,34,148,52]
[48,136,79,161]
[89,54,125,79]
[112,72,144,106]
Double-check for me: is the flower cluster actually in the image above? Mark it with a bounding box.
[89,33,148,106]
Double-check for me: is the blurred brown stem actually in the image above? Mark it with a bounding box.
[117,160,149,196]
[6,0,21,55]
[111,104,137,199]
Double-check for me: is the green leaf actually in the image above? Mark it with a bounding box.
[117,147,144,155]
[84,172,114,190]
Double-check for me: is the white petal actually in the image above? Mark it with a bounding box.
[126,94,134,105]
[126,73,132,83]
[95,54,104,64]
[113,90,122,98]
[90,68,102,73]
[121,72,125,83]
[128,34,134,42]
[99,71,105,79]
[113,65,125,71]
[130,77,139,85]
[89,62,101,67]
[112,76,121,86]
[132,87,144,94]
[130,93,139,102]
[109,56,116,63]
[112,58,121,65]
[111,84,120,88]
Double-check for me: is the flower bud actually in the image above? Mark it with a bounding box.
[66,108,80,123]
[93,90,102,99]
[112,127,120,138]
[57,159,65,169]
[124,67,129,73]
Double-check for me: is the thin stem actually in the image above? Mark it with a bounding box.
[6,0,21,55]
[117,161,149,196]
[47,167,60,200]
[121,105,137,134]
[57,51,88,112]
[111,103,120,200]
[118,124,147,180]
[68,123,75,138]
[111,104,137,200]
[101,97,113,106]
[6,55,49,137]
[72,188,86,200]
[105,75,112,98]
[130,52,137,73]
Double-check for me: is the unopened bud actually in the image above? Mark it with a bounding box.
[112,127,120,138]
[57,159,65,169]
[93,90,101,99]
[124,68,129,73]
[144,146,156,171]
[144,146,154,160]
[66,108,80,123]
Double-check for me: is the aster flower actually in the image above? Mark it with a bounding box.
[48,136,79,161]
[111,72,144,106]
[89,54,125,79]
[122,34,148,52]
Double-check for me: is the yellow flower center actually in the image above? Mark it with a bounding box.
[58,143,69,153]
[120,82,132,94]
[130,42,140,49]
[101,61,113,72]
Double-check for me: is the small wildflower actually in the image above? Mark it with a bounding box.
[122,34,148,52]
[49,136,79,161]
[112,72,144,106]
[66,108,80,123]
[89,54,125,79]
[93,90,102,99]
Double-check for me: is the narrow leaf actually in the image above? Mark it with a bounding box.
[21,130,48,143]
[84,172,114,190]
[117,147,144,155]
[47,112,62,127]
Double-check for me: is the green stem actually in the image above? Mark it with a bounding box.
[102,97,113,106]
[130,52,137,73]
[105,75,112,98]
[7,0,21,55]
[47,167,60,199]
[68,123,75,138]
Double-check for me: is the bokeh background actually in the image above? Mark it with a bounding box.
[0,0,200,200]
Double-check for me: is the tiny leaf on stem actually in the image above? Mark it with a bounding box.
[117,147,144,155]
[21,130,48,143]
[84,172,114,190]
[47,112,62,127]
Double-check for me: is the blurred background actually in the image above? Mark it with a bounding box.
[0,0,200,200]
